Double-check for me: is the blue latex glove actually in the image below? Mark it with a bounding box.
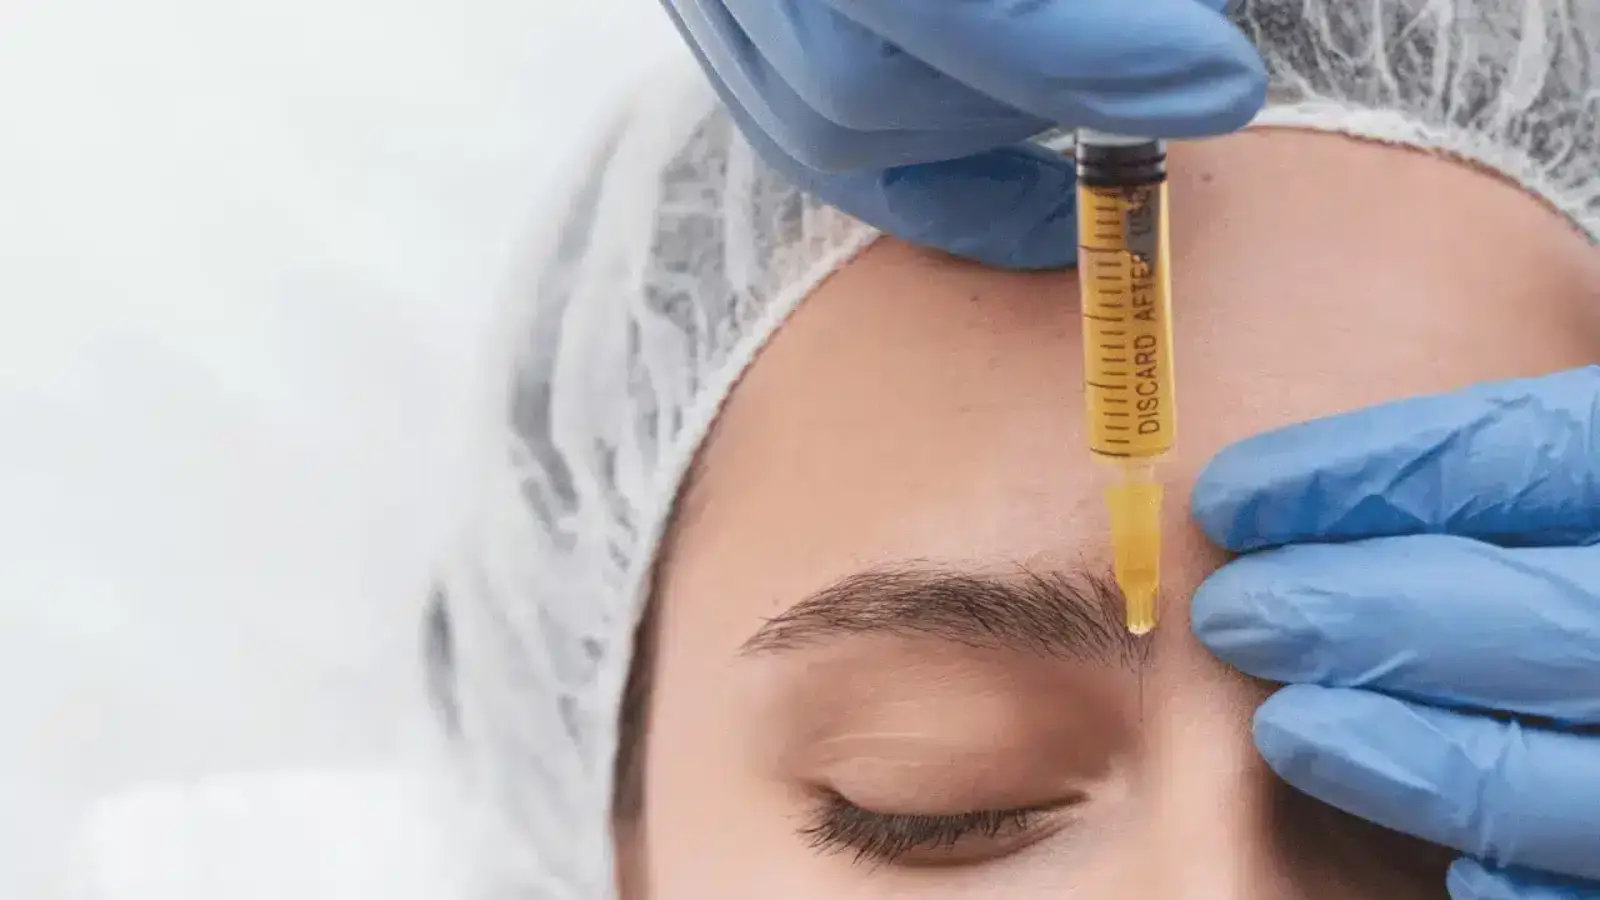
[1190,366,1600,899]
[659,0,1266,270]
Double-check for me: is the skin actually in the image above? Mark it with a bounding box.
[626,130,1600,897]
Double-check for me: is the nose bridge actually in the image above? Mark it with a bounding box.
[1118,519,1289,897]
[1135,656,1297,900]
[1102,524,1426,899]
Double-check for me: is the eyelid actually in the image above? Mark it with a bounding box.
[799,790,1079,867]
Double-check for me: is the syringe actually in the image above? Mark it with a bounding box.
[1075,130,1176,636]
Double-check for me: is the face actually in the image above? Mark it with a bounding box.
[631,131,1600,897]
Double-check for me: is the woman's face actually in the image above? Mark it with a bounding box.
[632,131,1600,897]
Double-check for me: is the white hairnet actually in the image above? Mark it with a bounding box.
[433,1,1600,896]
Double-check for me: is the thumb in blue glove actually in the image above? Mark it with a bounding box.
[1190,366,1600,899]
[661,0,1266,269]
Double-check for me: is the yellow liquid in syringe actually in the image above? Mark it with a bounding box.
[1078,180,1175,635]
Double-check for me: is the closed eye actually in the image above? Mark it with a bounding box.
[798,790,1080,867]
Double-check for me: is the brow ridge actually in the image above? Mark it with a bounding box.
[739,562,1148,668]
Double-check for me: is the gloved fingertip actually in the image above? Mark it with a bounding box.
[1210,60,1270,134]
[1251,685,1399,788]
[1447,859,1505,900]
[1066,1,1267,138]
[1189,448,1274,552]
[876,148,1079,269]
[1449,860,1600,900]
[1191,562,1256,643]
[1189,556,1312,678]
[1251,685,1327,771]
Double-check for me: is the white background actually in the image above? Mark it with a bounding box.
[0,1,678,896]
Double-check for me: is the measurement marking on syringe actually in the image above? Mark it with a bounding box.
[1087,381,1126,390]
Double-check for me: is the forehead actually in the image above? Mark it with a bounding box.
[683,243,1103,582]
[659,131,1600,648]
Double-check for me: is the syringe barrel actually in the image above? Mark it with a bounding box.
[1076,135,1176,462]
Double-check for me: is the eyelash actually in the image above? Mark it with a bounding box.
[799,792,1050,866]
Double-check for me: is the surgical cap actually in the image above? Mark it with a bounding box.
[433,1,1600,896]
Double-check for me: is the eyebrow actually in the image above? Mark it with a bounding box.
[739,563,1149,668]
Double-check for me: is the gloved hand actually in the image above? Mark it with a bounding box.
[1190,366,1600,899]
[659,0,1266,270]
